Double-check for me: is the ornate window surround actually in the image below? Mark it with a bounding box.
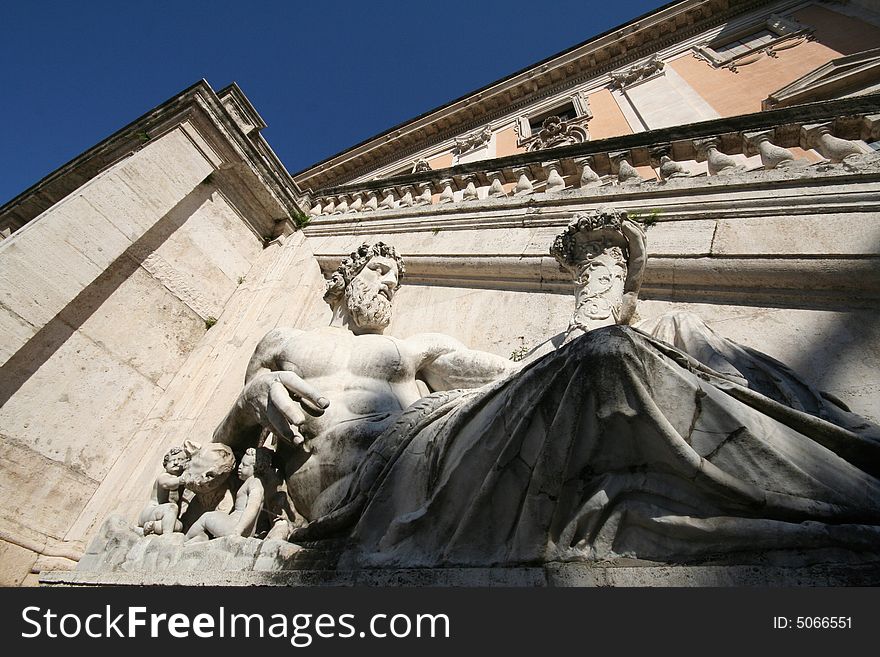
[515,91,593,149]
[693,13,814,73]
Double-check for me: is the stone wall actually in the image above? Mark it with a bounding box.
[0,90,300,585]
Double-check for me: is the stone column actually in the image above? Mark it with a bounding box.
[415,182,433,206]
[512,166,534,196]
[542,161,566,192]
[438,178,455,204]
[803,124,866,163]
[379,188,397,210]
[575,157,601,187]
[695,138,742,176]
[398,185,415,207]
[486,171,507,198]
[745,131,796,169]
[461,174,479,201]
[362,190,378,212]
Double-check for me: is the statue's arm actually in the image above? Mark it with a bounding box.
[619,219,647,325]
[407,333,517,392]
[156,472,182,491]
[213,328,327,449]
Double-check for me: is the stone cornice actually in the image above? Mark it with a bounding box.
[0,80,305,238]
[293,0,781,192]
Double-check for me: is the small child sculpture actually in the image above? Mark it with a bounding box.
[138,446,189,536]
[184,447,266,544]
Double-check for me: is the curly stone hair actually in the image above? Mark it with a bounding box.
[323,242,406,308]
[162,445,188,468]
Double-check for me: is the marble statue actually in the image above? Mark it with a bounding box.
[176,440,237,527]
[110,214,879,572]
[137,446,189,536]
[273,218,879,568]
[212,242,516,526]
[184,447,267,543]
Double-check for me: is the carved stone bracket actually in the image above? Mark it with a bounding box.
[610,55,665,89]
[453,126,493,156]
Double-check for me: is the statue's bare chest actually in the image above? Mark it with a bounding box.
[275,332,415,383]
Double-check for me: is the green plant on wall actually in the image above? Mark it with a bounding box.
[509,336,529,362]
[291,206,310,230]
[204,316,218,329]
[628,208,662,228]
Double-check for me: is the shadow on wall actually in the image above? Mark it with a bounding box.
[796,4,880,56]
[0,180,217,408]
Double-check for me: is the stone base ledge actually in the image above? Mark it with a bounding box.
[41,561,880,587]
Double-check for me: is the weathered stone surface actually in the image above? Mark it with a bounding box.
[63,515,880,587]
[0,539,39,587]
[0,438,98,542]
[712,214,880,256]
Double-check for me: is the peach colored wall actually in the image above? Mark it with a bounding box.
[429,153,453,170]
[495,125,525,158]
[587,88,634,140]
[670,5,880,118]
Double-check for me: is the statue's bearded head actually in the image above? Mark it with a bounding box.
[324,243,405,334]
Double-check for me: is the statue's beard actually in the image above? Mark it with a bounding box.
[346,277,392,331]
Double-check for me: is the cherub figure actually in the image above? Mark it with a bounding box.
[184,447,266,544]
[138,446,189,536]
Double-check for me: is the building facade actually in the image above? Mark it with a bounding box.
[1,0,879,584]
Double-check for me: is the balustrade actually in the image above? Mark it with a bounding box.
[300,101,879,220]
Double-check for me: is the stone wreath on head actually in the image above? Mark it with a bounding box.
[550,207,629,270]
[323,242,406,308]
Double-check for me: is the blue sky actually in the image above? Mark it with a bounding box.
[0,0,661,204]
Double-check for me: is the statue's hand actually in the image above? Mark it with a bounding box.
[241,371,329,446]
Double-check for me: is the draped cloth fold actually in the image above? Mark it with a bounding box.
[293,323,880,568]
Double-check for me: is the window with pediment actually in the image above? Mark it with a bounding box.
[693,13,813,73]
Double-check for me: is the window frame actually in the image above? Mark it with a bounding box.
[693,13,812,72]
[515,91,592,146]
